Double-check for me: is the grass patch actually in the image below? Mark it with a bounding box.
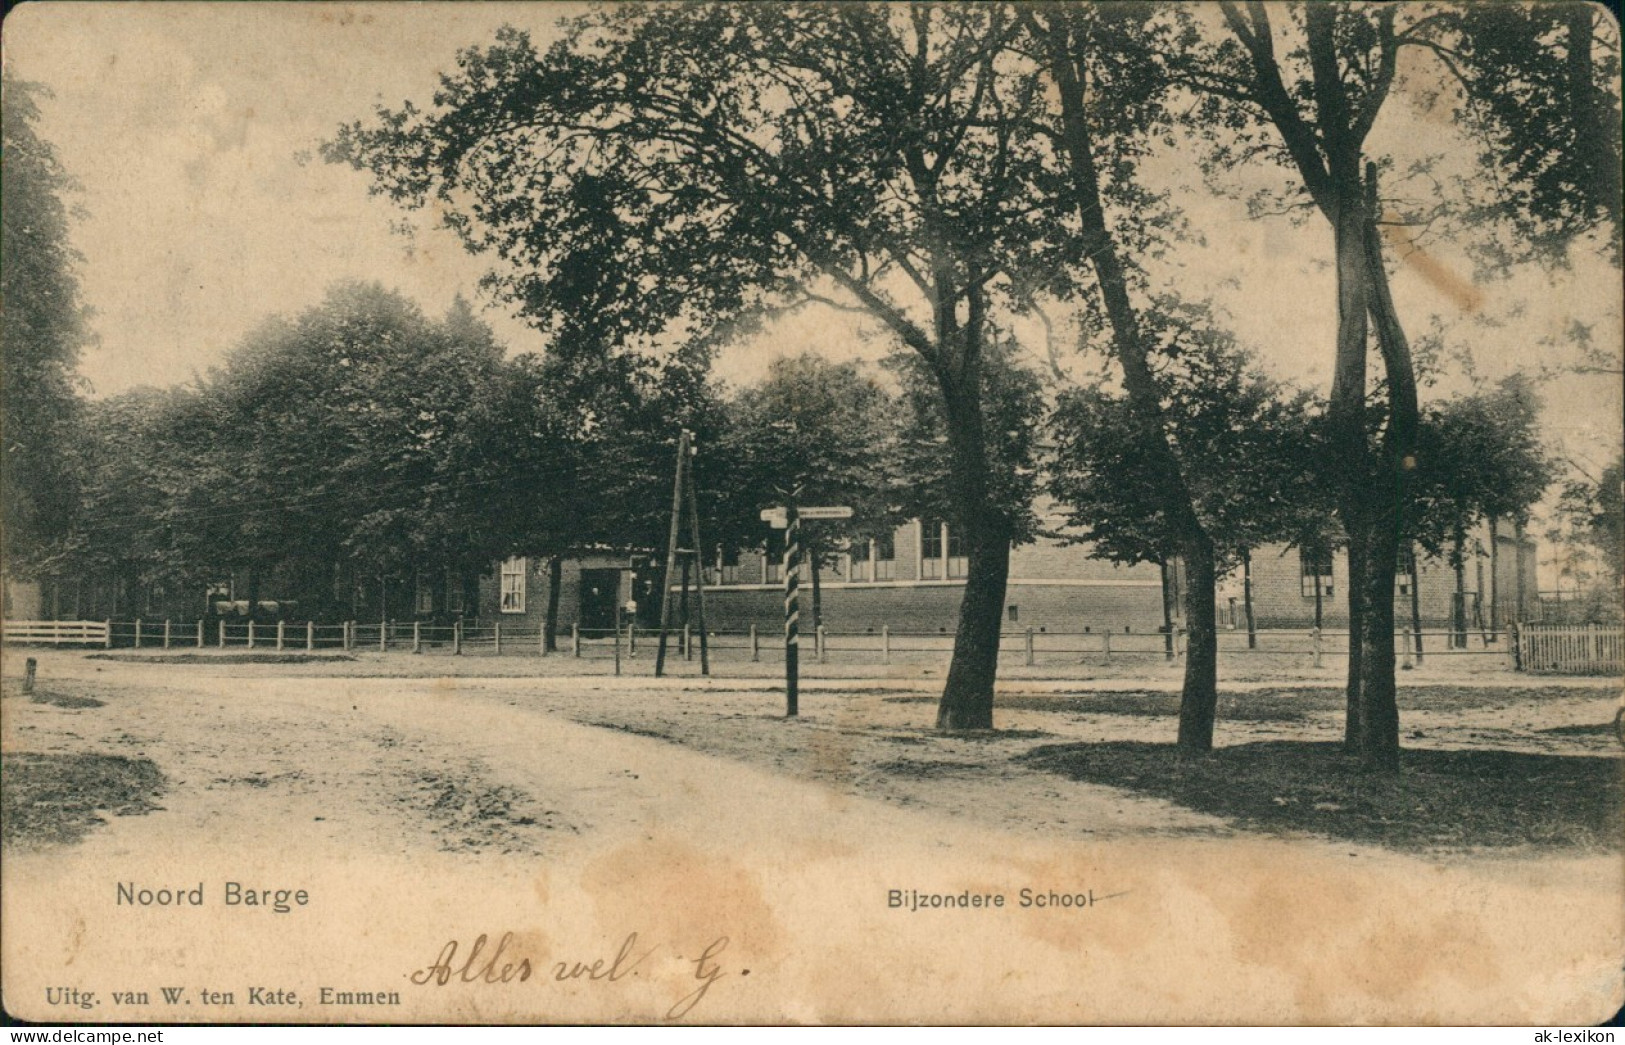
[1018,740,1623,851]
[885,691,1311,722]
[28,689,105,709]
[1,752,166,848]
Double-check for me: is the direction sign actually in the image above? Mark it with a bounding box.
[797,506,853,520]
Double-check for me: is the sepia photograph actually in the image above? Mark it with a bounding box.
[1,0,1621,1027]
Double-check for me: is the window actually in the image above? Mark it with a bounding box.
[500,557,527,613]
[1391,549,1417,598]
[1299,547,1334,598]
[847,541,869,583]
[874,531,896,580]
[765,540,783,584]
[921,519,943,579]
[415,571,435,615]
[946,526,968,579]
[446,571,465,616]
[920,519,967,579]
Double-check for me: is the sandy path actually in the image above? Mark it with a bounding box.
[2,654,1621,1024]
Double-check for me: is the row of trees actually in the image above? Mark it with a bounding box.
[326,1,1618,767]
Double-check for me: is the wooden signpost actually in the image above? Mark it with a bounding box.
[763,499,849,717]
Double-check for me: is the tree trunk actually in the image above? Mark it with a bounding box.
[1408,545,1424,664]
[1343,527,1367,753]
[245,567,261,623]
[810,538,823,630]
[544,555,562,653]
[1513,516,1528,622]
[936,523,1009,731]
[1358,526,1403,771]
[1242,547,1257,649]
[1160,559,1175,659]
[933,340,1006,731]
[1488,514,1501,630]
[1033,12,1223,749]
[1313,568,1324,631]
[1176,533,1220,754]
[1452,527,1468,649]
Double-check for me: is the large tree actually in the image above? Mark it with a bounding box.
[1048,306,1323,671]
[1184,2,1618,769]
[326,4,1073,728]
[1,78,93,575]
[717,354,908,625]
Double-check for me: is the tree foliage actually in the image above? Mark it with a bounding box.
[1048,306,1323,571]
[2,78,93,572]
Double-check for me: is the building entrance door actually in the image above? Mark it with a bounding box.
[578,569,622,633]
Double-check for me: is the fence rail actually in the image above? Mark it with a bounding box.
[1516,623,1623,675]
[11,618,1617,676]
[2,620,111,646]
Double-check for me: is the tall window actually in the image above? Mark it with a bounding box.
[1299,547,1334,598]
[847,540,869,582]
[946,525,968,579]
[921,519,944,579]
[874,531,896,581]
[1397,546,1416,596]
[415,571,435,615]
[446,570,465,616]
[500,557,527,613]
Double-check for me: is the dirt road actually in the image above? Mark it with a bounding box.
[2,651,1620,1024]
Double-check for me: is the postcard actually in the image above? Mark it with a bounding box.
[3,1,1621,1026]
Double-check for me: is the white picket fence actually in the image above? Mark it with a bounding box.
[2,619,112,646]
[1517,623,1623,675]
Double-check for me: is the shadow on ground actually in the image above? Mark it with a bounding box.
[1,752,166,848]
[1018,741,1624,851]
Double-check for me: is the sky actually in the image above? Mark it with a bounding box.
[5,1,1622,556]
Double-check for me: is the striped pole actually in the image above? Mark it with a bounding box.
[784,503,800,717]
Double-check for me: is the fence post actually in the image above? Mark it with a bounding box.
[342,621,353,651]
[613,607,623,677]
[539,621,546,657]
[683,623,692,661]
[163,619,172,650]
[413,621,422,655]
[249,620,259,650]
[197,619,204,648]
[817,624,827,664]
[1311,628,1322,669]
[276,620,286,651]
[628,623,637,657]
[218,619,226,649]
[882,624,890,664]
[494,621,503,656]
[1400,629,1413,669]
[306,621,314,652]
[1587,622,1598,663]
[1102,630,1111,664]
[1510,623,1522,671]
[379,621,387,653]
[133,619,142,649]
[750,623,759,662]
[453,620,463,656]
[1025,626,1035,667]
[23,657,36,695]
[571,623,580,658]
[105,620,113,649]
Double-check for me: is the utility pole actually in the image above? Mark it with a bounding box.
[654,429,709,677]
[654,430,689,678]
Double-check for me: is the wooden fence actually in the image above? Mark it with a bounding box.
[2,620,112,646]
[1515,623,1624,675]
